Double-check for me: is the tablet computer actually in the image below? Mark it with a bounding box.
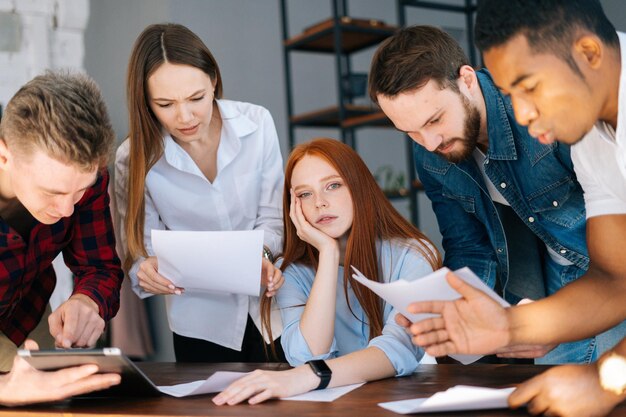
[17,347,161,397]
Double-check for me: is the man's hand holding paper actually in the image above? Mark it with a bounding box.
[393,287,556,360]
[403,271,512,358]
[350,266,511,363]
[405,273,558,359]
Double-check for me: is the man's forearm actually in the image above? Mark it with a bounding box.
[508,266,626,345]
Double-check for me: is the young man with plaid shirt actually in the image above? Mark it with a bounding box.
[0,71,123,404]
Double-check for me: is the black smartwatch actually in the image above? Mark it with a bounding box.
[306,359,332,390]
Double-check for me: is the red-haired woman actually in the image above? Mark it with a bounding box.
[214,138,441,405]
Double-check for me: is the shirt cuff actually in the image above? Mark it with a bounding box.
[280,322,339,366]
[129,257,154,299]
[369,332,423,376]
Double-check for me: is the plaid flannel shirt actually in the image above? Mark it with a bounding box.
[0,169,123,346]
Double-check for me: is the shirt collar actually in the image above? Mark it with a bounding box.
[216,99,258,138]
[162,99,259,175]
[214,99,258,171]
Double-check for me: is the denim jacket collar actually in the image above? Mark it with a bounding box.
[477,70,517,161]
[422,69,518,175]
[420,69,554,174]
[478,70,556,165]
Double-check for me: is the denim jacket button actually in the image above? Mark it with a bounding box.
[528,216,535,223]
[500,182,507,188]
[497,248,504,253]
[552,201,559,207]
[560,249,567,254]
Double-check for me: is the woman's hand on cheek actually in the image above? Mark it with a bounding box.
[289,190,337,253]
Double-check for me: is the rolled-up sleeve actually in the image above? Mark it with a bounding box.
[369,308,423,376]
[277,264,339,365]
[368,240,434,376]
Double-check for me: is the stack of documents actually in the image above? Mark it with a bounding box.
[350,266,510,364]
[378,385,515,414]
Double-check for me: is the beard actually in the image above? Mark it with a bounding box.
[434,93,481,164]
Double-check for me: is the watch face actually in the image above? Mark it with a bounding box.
[308,359,331,376]
[600,353,626,395]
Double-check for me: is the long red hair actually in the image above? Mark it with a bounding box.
[261,138,441,353]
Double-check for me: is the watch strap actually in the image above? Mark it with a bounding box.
[306,360,331,390]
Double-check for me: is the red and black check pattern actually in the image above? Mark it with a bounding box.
[0,169,123,346]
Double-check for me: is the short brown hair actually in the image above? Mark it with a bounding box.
[369,25,469,103]
[0,70,115,170]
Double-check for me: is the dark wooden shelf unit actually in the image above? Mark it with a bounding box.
[290,105,392,129]
[280,1,421,225]
[284,17,397,53]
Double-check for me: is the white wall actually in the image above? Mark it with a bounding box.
[0,0,90,110]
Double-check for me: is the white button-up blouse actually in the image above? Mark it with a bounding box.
[115,99,284,350]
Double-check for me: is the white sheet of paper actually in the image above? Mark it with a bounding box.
[282,383,364,402]
[156,372,362,401]
[350,266,510,364]
[151,230,263,296]
[378,385,515,414]
[157,371,247,397]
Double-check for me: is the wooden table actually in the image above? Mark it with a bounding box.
[5,362,626,416]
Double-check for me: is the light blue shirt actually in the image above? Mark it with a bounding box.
[277,239,434,376]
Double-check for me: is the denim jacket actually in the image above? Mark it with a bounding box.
[414,70,589,303]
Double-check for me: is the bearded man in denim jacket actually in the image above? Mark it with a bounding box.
[369,25,623,364]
